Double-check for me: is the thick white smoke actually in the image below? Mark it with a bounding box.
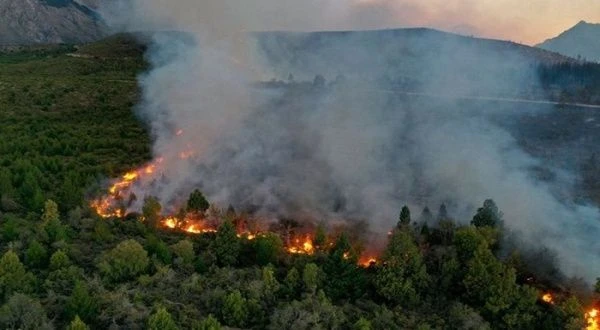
[100,1,600,282]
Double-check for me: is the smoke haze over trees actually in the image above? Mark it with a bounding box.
[96,0,600,282]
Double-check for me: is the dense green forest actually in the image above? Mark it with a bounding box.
[0,35,598,329]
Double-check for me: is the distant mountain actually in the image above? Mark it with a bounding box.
[256,28,574,98]
[0,0,105,45]
[537,21,600,63]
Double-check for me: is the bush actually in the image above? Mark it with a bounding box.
[98,239,149,282]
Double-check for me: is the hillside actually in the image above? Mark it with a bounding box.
[537,21,600,63]
[0,0,105,45]
[0,33,597,329]
[256,28,576,100]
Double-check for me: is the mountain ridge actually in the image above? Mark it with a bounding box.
[0,0,105,45]
[537,20,600,62]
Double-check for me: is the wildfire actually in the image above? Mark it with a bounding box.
[237,232,258,240]
[184,224,217,234]
[288,236,314,255]
[540,291,598,329]
[90,199,123,218]
[359,257,378,268]
[587,308,599,330]
[91,158,166,218]
[542,293,554,304]
[163,217,178,229]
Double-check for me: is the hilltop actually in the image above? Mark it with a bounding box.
[256,28,575,99]
[537,21,600,63]
[0,0,104,45]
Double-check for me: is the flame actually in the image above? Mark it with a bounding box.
[542,293,554,304]
[91,157,169,218]
[237,232,258,240]
[587,308,599,330]
[288,236,314,255]
[122,172,138,181]
[183,223,217,234]
[359,257,377,267]
[163,217,177,229]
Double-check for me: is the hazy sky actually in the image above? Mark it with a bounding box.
[343,0,600,44]
[108,0,600,45]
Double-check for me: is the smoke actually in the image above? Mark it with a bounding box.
[100,1,600,282]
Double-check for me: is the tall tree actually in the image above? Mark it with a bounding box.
[212,221,240,266]
[222,290,248,328]
[142,196,162,227]
[20,171,44,211]
[25,240,48,269]
[374,229,429,307]
[187,189,210,214]
[41,199,59,223]
[323,233,365,301]
[471,199,503,228]
[0,251,34,299]
[302,263,320,295]
[148,307,179,330]
[438,203,449,221]
[65,281,98,324]
[420,206,433,224]
[253,233,283,266]
[398,205,411,227]
[66,316,89,330]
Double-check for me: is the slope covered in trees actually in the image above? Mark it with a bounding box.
[0,35,598,329]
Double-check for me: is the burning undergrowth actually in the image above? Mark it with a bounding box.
[95,0,600,295]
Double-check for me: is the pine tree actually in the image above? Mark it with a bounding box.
[66,316,89,330]
[212,221,240,266]
[65,281,98,323]
[398,205,411,227]
[187,189,210,214]
[142,196,162,227]
[148,307,179,330]
[471,199,503,228]
[222,290,248,328]
[0,250,34,299]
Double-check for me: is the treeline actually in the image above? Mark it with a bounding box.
[0,193,592,329]
[538,61,600,104]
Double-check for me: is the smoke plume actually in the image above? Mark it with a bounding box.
[100,1,600,283]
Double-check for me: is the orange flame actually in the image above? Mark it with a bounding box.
[359,257,377,268]
[587,308,599,330]
[163,217,178,229]
[288,236,314,255]
[542,293,554,304]
[91,157,168,218]
[122,172,138,181]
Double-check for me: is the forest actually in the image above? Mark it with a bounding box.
[0,35,599,329]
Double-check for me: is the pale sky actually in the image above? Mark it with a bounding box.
[342,0,600,45]
[112,0,600,45]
